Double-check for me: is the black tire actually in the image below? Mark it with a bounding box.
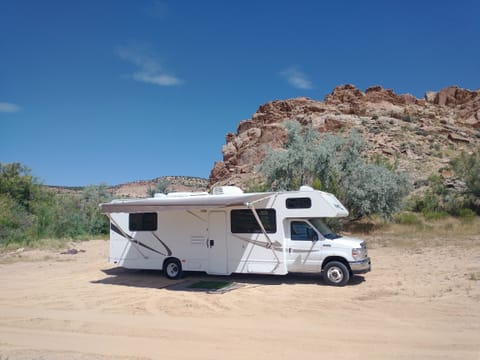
[164,258,182,279]
[323,261,350,286]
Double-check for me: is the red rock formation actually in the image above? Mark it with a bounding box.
[209,85,480,188]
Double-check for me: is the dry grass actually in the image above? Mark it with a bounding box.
[0,238,104,264]
[468,271,480,281]
[1,236,108,253]
[350,215,480,249]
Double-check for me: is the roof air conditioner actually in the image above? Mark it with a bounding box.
[212,186,244,195]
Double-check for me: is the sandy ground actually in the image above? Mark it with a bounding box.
[0,237,479,360]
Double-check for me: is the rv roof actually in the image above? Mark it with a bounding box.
[100,192,274,214]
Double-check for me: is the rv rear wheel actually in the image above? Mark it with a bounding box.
[323,261,350,286]
[164,258,183,279]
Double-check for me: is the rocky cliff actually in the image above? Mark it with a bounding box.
[210,85,480,189]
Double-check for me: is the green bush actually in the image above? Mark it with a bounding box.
[0,162,111,246]
[458,208,475,222]
[411,151,480,217]
[421,210,449,220]
[451,151,480,213]
[393,212,423,226]
[147,178,171,196]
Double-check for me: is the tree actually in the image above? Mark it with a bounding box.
[260,121,340,190]
[81,184,111,235]
[259,121,410,219]
[0,162,38,210]
[147,178,171,197]
[0,163,39,244]
[0,162,112,245]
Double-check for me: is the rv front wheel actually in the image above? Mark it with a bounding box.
[164,258,183,279]
[323,261,350,286]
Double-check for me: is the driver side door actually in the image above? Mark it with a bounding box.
[286,220,324,273]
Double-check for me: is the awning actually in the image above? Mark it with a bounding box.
[100,192,275,213]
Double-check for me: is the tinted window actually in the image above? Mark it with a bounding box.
[291,221,318,241]
[231,209,276,233]
[129,213,157,231]
[286,197,312,209]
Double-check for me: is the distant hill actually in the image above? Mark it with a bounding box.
[46,176,209,198]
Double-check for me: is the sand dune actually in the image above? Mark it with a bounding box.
[0,238,479,360]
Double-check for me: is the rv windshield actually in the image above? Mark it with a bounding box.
[309,218,341,240]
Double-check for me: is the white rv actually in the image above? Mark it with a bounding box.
[100,186,371,286]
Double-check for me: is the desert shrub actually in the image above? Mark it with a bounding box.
[411,151,480,216]
[259,121,410,219]
[450,151,480,213]
[422,210,449,220]
[451,151,480,196]
[393,212,423,226]
[340,163,410,218]
[370,154,397,171]
[244,180,269,193]
[0,193,36,244]
[458,208,475,222]
[147,178,171,196]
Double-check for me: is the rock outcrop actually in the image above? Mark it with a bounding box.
[210,85,480,189]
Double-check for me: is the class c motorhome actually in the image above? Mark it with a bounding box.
[100,186,371,286]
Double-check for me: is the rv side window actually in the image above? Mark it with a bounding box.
[286,197,312,209]
[231,209,276,234]
[129,213,158,231]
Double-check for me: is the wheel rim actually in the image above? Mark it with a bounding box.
[327,266,344,284]
[166,262,179,277]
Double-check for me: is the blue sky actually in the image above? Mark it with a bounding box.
[1,0,479,186]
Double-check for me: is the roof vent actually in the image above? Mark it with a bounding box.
[299,185,314,191]
[212,186,244,195]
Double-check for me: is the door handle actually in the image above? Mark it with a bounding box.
[209,239,214,247]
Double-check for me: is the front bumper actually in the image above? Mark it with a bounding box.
[349,257,371,274]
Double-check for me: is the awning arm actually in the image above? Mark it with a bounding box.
[245,201,280,264]
[246,193,276,206]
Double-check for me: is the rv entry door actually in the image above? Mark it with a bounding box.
[207,211,228,275]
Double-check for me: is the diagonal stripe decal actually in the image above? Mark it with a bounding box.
[151,233,172,256]
[110,223,171,257]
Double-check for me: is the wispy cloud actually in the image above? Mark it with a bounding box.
[145,1,169,19]
[116,45,182,86]
[0,102,20,113]
[280,66,313,90]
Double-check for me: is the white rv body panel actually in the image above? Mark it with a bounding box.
[100,186,371,281]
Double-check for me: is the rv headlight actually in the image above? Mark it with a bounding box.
[352,248,362,260]
[352,246,366,260]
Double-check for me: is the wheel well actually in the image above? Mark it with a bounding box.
[163,257,180,269]
[322,256,351,272]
